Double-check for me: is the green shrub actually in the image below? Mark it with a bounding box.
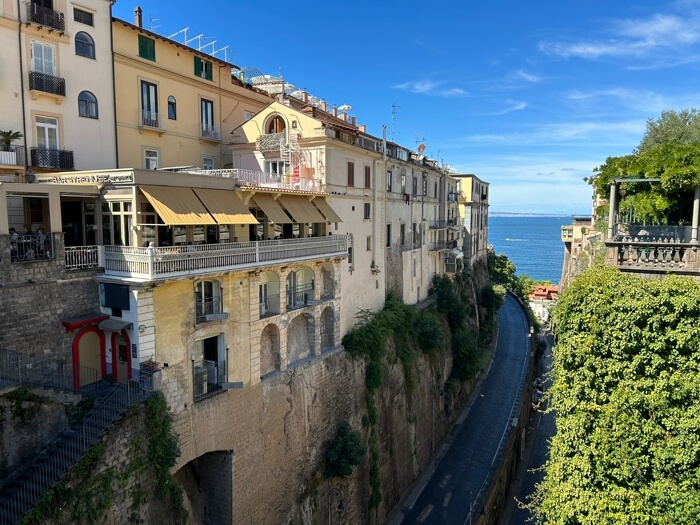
[324,422,366,478]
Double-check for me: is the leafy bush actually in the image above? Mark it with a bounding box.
[324,422,366,478]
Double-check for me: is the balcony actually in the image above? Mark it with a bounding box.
[232,168,323,193]
[429,219,447,229]
[257,132,285,151]
[30,147,74,170]
[259,294,281,318]
[287,283,316,310]
[138,111,166,133]
[200,125,221,142]
[102,235,349,282]
[10,234,55,262]
[561,225,574,242]
[27,2,65,31]
[0,146,25,166]
[429,240,446,251]
[195,297,228,324]
[29,71,66,98]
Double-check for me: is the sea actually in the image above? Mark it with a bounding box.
[488,216,571,285]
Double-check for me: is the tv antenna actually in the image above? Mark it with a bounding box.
[391,104,401,141]
[149,16,160,32]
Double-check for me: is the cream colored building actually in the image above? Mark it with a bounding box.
[455,174,489,267]
[0,0,116,180]
[112,11,271,171]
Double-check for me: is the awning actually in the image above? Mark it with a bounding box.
[311,198,342,223]
[193,188,258,225]
[277,195,326,224]
[252,194,293,224]
[98,319,134,332]
[61,313,109,333]
[140,185,215,225]
[452,249,464,259]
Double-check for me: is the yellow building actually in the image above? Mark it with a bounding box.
[112,11,271,170]
[455,173,489,267]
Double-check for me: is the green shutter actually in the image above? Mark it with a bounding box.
[205,62,212,81]
[194,57,202,77]
[138,35,155,61]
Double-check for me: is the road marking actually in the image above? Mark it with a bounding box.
[417,504,433,522]
[443,492,452,507]
[439,474,452,488]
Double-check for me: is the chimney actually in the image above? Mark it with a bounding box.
[351,116,356,126]
[301,91,308,103]
[359,124,366,133]
[342,113,349,122]
[320,101,327,112]
[332,106,338,117]
[134,6,143,28]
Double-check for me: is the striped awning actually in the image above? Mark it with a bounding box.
[252,194,293,224]
[277,196,326,224]
[311,198,342,223]
[140,186,215,225]
[193,188,258,225]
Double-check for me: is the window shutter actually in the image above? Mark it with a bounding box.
[206,63,212,81]
[138,35,147,57]
[194,57,202,77]
[138,35,155,61]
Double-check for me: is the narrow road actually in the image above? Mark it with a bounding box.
[389,294,531,524]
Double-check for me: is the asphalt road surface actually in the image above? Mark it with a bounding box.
[390,294,531,525]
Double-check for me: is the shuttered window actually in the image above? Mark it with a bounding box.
[347,161,354,187]
[364,165,371,189]
[194,57,213,81]
[138,35,155,61]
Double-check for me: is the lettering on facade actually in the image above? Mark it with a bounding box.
[204,312,229,322]
[132,343,138,359]
[37,173,135,185]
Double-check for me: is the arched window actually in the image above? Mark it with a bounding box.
[266,116,285,134]
[167,96,176,120]
[75,32,95,59]
[78,91,98,119]
[195,279,223,324]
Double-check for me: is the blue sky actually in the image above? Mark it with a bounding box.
[113,1,700,214]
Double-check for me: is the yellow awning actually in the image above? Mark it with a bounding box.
[140,186,215,225]
[277,196,327,224]
[252,194,293,224]
[193,188,258,225]
[311,198,343,223]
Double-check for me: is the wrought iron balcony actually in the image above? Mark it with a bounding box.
[30,147,74,169]
[200,125,221,141]
[9,233,55,262]
[138,111,165,132]
[195,297,228,324]
[29,71,66,97]
[27,2,65,31]
[0,146,25,166]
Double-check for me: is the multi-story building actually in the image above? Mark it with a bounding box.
[0,0,117,181]
[455,173,489,267]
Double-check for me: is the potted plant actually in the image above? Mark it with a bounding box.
[0,130,22,151]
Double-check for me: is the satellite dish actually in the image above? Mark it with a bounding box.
[338,104,352,112]
[418,143,426,153]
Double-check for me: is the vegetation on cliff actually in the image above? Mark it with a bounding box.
[325,421,366,479]
[531,266,700,523]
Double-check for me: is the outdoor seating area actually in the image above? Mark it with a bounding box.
[9,231,54,262]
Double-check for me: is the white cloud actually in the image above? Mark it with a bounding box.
[490,101,527,116]
[566,88,700,115]
[509,69,540,83]
[392,80,469,98]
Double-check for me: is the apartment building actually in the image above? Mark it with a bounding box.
[455,173,489,267]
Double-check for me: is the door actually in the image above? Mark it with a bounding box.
[116,334,129,384]
[141,81,158,126]
[31,41,56,75]
[78,330,102,387]
[201,99,214,136]
[259,283,268,316]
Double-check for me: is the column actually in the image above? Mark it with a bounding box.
[692,185,700,243]
[607,182,618,239]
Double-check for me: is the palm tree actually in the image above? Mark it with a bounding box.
[0,130,23,151]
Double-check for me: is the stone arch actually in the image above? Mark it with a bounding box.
[260,323,281,377]
[287,313,315,364]
[320,306,335,351]
[321,261,334,300]
[259,271,281,317]
[286,265,315,309]
[174,450,234,525]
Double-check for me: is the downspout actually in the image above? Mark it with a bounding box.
[109,4,119,167]
[17,0,29,172]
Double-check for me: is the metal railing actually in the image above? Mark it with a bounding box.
[27,2,65,31]
[64,245,99,270]
[232,168,323,192]
[257,132,285,151]
[200,125,221,141]
[28,71,66,97]
[429,240,446,251]
[287,283,314,309]
[613,224,693,243]
[195,297,225,323]
[0,348,20,385]
[429,219,447,229]
[0,146,25,166]
[259,293,281,317]
[10,233,55,262]
[139,110,165,131]
[103,235,349,281]
[193,360,226,402]
[30,147,74,169]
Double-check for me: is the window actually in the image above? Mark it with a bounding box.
[167,96,176,120]
[195,280,223,323]
[401,173,406,194]
[412,177,418,195]
[74,8,94,25]
[267,116,285,134]
[144,149,158,170]
[364,203,371,220]
[244,111,255,121]
[138,35,156,61]
[202,157,214,170]
[366,236,372,251]
[31,41,56,75]
[364,166,371,189]
[201,98,214,137]
[400,223,406,245]
[434,182,438,197]
[386,224,391,247]
[78,91,98,118]
[347,161,354,187]
[36,116,59,149]
[75,32,95,58]
[264,160,284,174]
[348,246,353,267]
[386,170,392,192]
[194,57,213,81]
[140,81,158,127]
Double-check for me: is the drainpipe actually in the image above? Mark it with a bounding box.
[17,0,29,173]
[607,182,618,239]
[109,1,120,167]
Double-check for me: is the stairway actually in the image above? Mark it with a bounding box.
[0,382,152,525]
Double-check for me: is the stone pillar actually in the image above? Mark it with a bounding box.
[48,191,62,232]
[692,185,700,243]
[607,182,618,239]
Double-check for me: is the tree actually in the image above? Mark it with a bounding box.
[531,266,700,523]
[325,422,366,478]
[638,108,700,152]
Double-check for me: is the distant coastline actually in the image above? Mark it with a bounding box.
[489,212,575,218]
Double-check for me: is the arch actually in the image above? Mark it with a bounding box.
[167,95,177,120]
[111,329,132,384]
[320,307,335,351]
[72,326,105,389]
[260,323,280,377]
[321,262,334,300]
[78,90,98,118]
[259,271,280,317]
[75,31,95,58]
[287,313,315,364]
[286,265,315,309]
[266,115,286,134]
[174,450,234,525]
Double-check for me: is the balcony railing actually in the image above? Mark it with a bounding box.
[195,298,228,324]
[29,71,66,97]
[0,146,25,166]
[27,2,65,31]
[200,125,221,141]
[232,168,323,193]
[429,220,447,229]
[257,132,285,151]
[103,235,349,281]
[607,240,691,271]
[287,283,315,309]
[259,294,281,318]
[30,147,74,169]
[429,240,446,251]
[64,245,99,270]
[194,359,226,402]
[10,234,55,262]
[138,111,166,131]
